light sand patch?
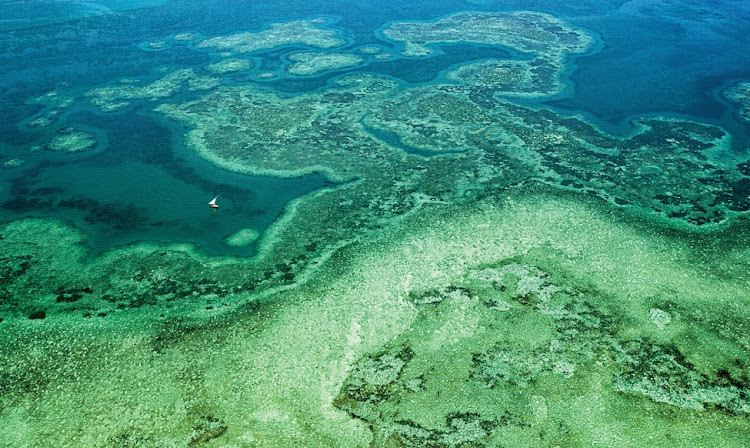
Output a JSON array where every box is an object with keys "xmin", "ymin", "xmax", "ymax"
[{"xmin": 225, "ymin": 228, "xmax": 260, "ymax": 247}]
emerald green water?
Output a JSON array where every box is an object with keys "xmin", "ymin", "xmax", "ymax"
[
  {"xmin": 3, "ymin": 111, "xmax": 329, "ymax": 257},
  {"xmin": 1, "ymin": 1, "xmax": 749, "ymax": 446}
]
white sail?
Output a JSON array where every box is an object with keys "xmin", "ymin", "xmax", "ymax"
[{"xmin": 209, "ymin": 196, "xmax": 218, "ymax": 205}]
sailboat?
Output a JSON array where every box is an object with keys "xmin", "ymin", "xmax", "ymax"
[{"xmin": 209, "ymin": 196, "xmax": 219, "ymax": 209}]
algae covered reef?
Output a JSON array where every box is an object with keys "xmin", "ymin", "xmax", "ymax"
[{"xmin": 1, "ymin": 2, "xmax": 750, "ymax": 447}]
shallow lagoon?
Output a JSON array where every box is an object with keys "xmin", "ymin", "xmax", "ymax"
[{"xmin": 1, "ymin": 1, "xmax": 750, "ymax": 446}]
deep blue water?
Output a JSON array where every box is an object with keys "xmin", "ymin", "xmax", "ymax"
[{"xmin": 1, "ymin": 0, "xmax": 749, "ymax": 257}]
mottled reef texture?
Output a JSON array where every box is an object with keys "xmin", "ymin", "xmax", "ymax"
[
  {"xmin": 1, "ymin": 10, "xmax": 750, "ymax": 448},
  {"xmin": 204, "ymin": 58, "xmax": 253, "ymax": 75},
  {"xmin": 382, "ymin": 11, "xmax": 594, "ymax": 57},
  {"xmin": 286, "ymin": 51, "xmax": 364, "ymax": 76},
  {"xmin": 2, "ymin": 191, "xmax": 750, "ymax": 447},
  {"xmin": 45, "ymin": 127, "xmax": 98, "ymax": 153},
  {"xmin": 725, "ymin": 81, "xmax": 750, "ymax": 122},
  {"xmin": 336, "ymin": 258, "xmax": 750, "ymax": 446},
  {"xmin": 161, "ymin": 75, "xmax": 747, "ymax": 228},
  {"xmin": 196, "ymin": 18, "xmax": 346, "ymax": 54},
  {"xmin": 85, "ymin": 68, "xmax": 219, "ymax": 112}
]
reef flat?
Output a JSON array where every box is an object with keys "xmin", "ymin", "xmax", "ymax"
[
  {"xmin": 286, "ymin": 52, "xmax": 364, "ymax": 76},
  {"xmin": 45, "ymin": 128, "xmax": 98, "ymax": 153},
  {"xmin": 382, "ymin": 12, "xmax": 590, "ymax": 99},
  {"xmin": 24, "ymin": 89, "xmax": 76, "ymax": 129},
  {"xmin": 382, "ymin": 11, "xmax": 593, "ymax": 57},
  {"xmin": 1, "ymin": 6, "xmax": 750, "ymax": 448},
  {"xmin": 159, "ymin": 72, "xmax": 747, "ymax": 229},
  {"xmin": 445, "ymin": 57, "xmax": 563, "ymax": 97},
  {"xmin": 204, "ymin": 58, "xmax": 254, "ymax": 75},
  {"xmin": 196, "ymin": 19, "xmax": 346, "ymax": 54},
  {"xmin": 85, "ymin": 68, "xmax": 219, "ymax": 112},
  {"xmin": 1, "ymin": 188, "xmax": 749, "ymax": 446},
  {"xmin": 225, "ymin": 228, "xmax": 261, "ymax": 247}
]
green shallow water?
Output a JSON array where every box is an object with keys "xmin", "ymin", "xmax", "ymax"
[
  {"xmin": 1, "ymin": 1, "xmax": 750, "ymax": 447},
  {"xmin": 2, "ymin": 111, "xmax": 330, "ymax": 258}
]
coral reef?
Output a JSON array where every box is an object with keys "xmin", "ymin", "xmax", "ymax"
[
  {"xmin": 382, "ymin": 11, "xmax": 593, "ymax": 57},
  {"xmin": 358, "ymin": 45, "xmax": 383, "ymax": 54},
  {"xmin": 46, "ymin": 128, "xmax": 97, "ymax": 152},
  {"xmin": 197, "ymin": 19, "xmax": 346, "ymax": 54},
  {"xmin": 24, "ymin": 89, "xmax": 76, "ymax": 129},
  {"xmin": 204, "ymin": 58, "xmax": 253, "ymax": 75},
  {"xmin": 724, "ymin": 81, "xmax": 750, "ymax": 122},
  {"xmin": 2, "ymin": 191, "xmax": 750, "ymax": 446},
  {"xmin": 85, "ymin": 69, "xmax": 218, "ymax": 112},
  {"xmin": 364, "ymin": 84, "xmax": 746, "ymax": 224},
  {"xmin": 446, "ymin": 57, "xmax": 564, "ymax": 96},
  {"xmin": 336, "ymin": 254, "xmax": 750, "ymax": 446},
  {"xmin": 2, "ymin": 158, "xmax": 25, "ymax": 168},
  {"xmin": 286, "ymin": 51, "xmax": 364, "ymax": 76},
  {"xmin": 3, "ymin": 8, "xmax": 750, "ymax": 447}
]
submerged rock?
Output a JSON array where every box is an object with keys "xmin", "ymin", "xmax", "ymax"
[{"xmin": 28, "ymin": 310, "xmax": 46, "ymax": 320}]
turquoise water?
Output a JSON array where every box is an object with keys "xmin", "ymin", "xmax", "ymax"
[
  {"xmin": 1, "ymin": 1, "xmax": 750, "ymax": 446},
  {"xmin": 2, "ymin": 110, "xmax": 329, "ymax": 257},
  {"xmin": 2, "ymin": 0, "xmax": 747, "ymax": 259}
]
